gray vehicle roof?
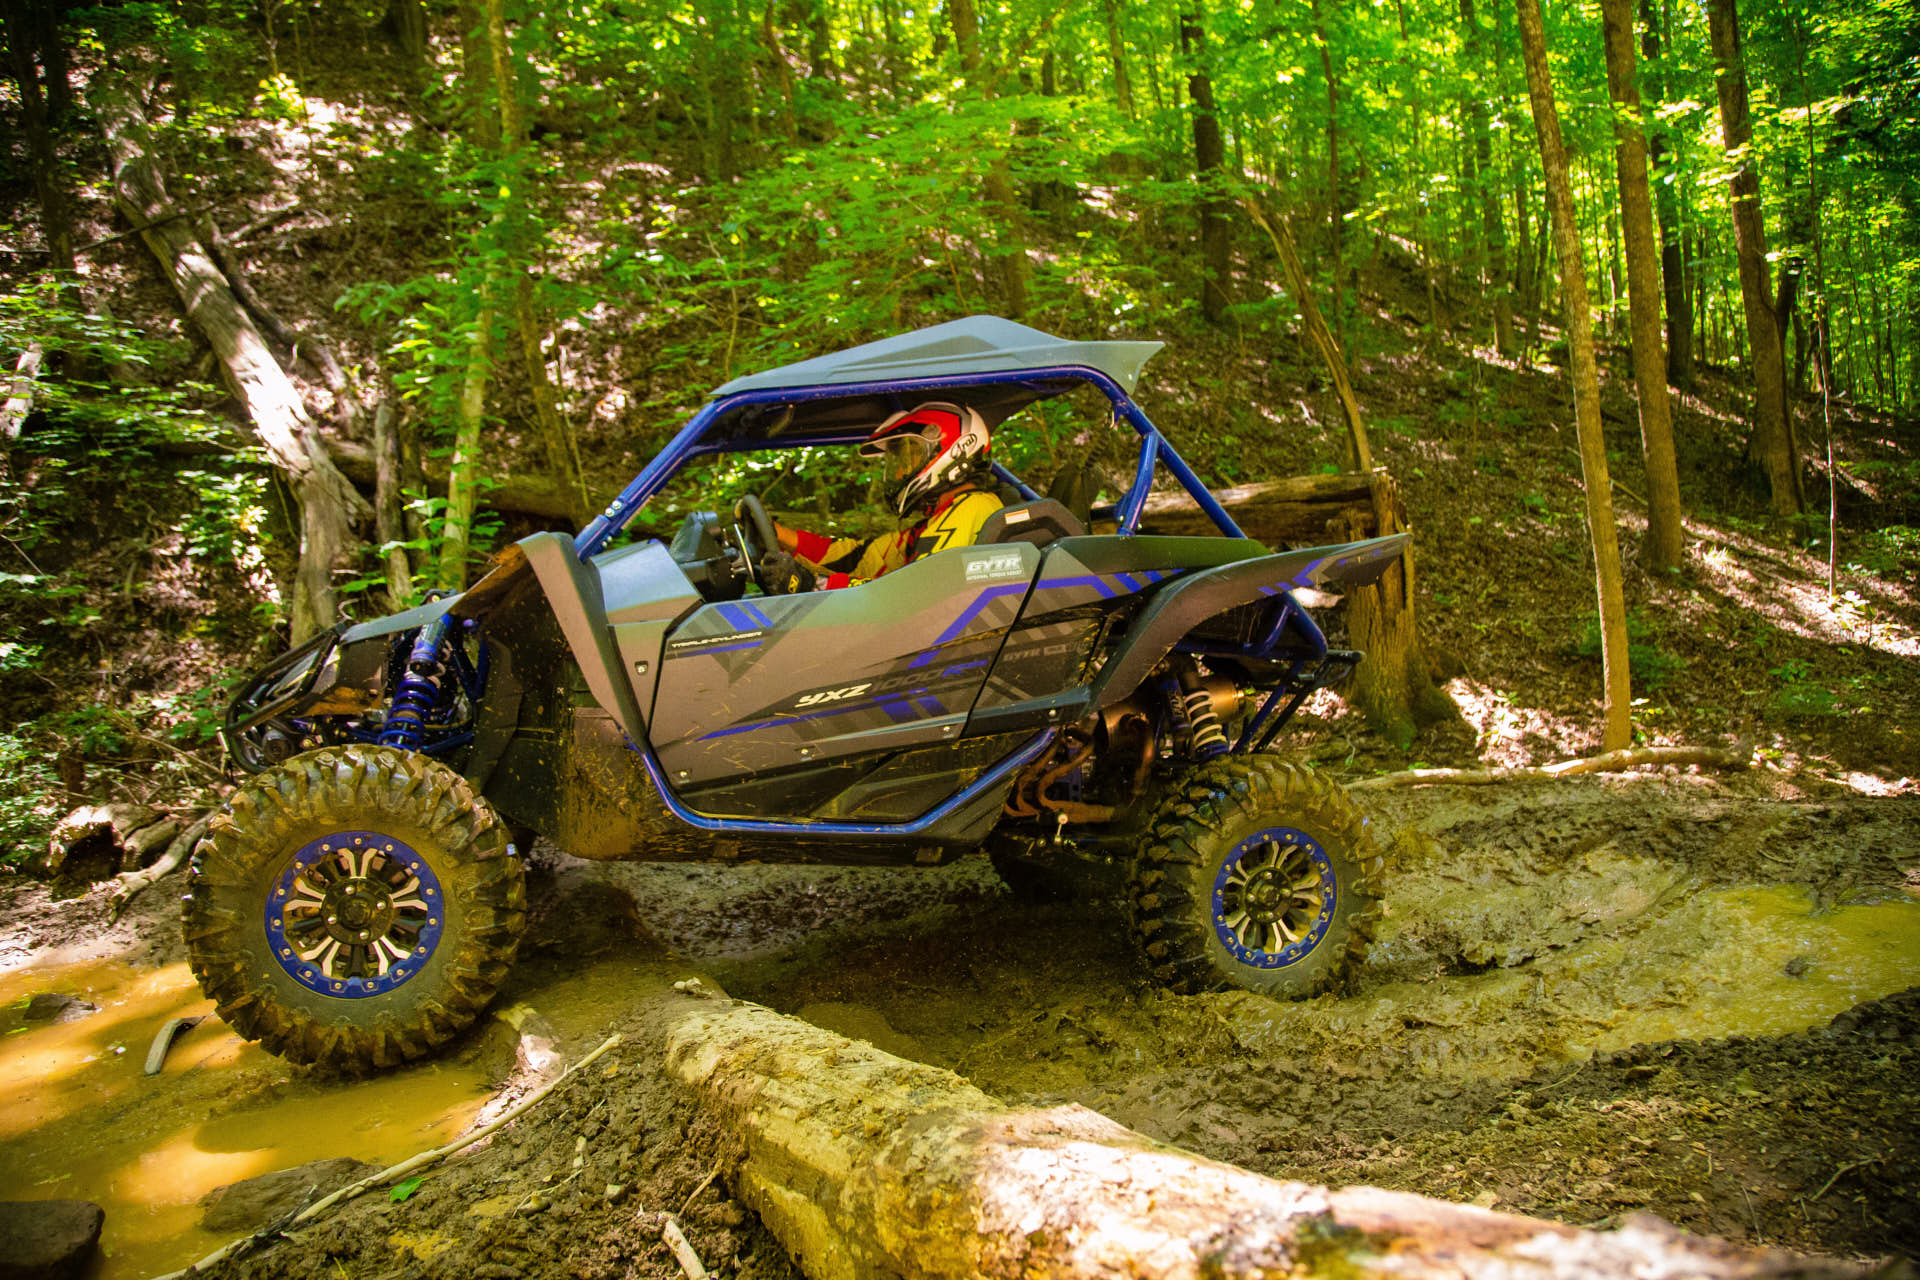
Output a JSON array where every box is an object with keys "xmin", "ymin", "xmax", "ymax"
[{"xmin": 709, "ymin": 315, "xmax": 1166, "ymax": 399}]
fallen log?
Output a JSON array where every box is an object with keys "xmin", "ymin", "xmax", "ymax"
[
  {"xmin": 46, "ymin": 804, "xmax": 174, "ymax": 879},
  {"xmin": 97, "ymin": 75, "xmax": 369, "ymax": 641},
  {"xmin": 1349, "ymin": 745, "xmax": 1749, "ymax": 791},
  {"xmin": 1137, "ymin": 470, "xmax": 1373, "ymax": 543},
  {"xmin": 659, "ymin": 986, "xmax": 1858, "ymax": 1280},
  {"xmin": 331, "ymin": 438, "xmax": 583, "ymax": 522}
]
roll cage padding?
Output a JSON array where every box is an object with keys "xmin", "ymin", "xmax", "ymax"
[
  {"xmin": 518, "ymin": 532, "xmax": 649, "ymax": 741},
  {"xmin": 1085, "ymin": 532, "xmax": 1410, "ymax": 710}
]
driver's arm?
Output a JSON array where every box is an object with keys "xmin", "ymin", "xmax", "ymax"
[{"xmin": 776, "ymin": 522, "xmax": 911, "ymax": 589}]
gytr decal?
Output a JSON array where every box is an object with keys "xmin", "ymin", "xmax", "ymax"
[
  {"xmin": 794, "ymin": 682, "xmax": 873, "ymax": 709},
  {"xmin": 964, "ymin": 549, "xmax": 1027, "ymax": 582}
]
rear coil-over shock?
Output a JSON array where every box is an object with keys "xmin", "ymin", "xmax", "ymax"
[
  {"xmin": 1173, "ymin": 660, "xmax": 1230, "ymax": 760},
  {"xmin": 379, "ymin": 614, "xmax": 453, "ymax": 750}
]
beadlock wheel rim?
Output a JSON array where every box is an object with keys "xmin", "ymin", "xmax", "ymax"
[
  {"xmin": 1209, "ymin": 826, "xmax": 1335, "ymax": 969},
  {"xmin": 265, "ymin": 830, "xmax": 445, "ymax": 999}
]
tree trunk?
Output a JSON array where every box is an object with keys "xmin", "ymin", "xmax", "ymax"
[
  {"xmin": 761, "ymin": 0, "xmax": 798, "ymax": 138},
  {"xmin": 1101, "ymin": 0, "xmax": 1134, "ymax": 118},
  {"xmin": 1516, "ymin": 0, "xmax": 1633, "ymax": 754},
  {"xmin": 1599, "ymin": 0, "xmax": 1685, "ymax": 573},
  {"xmin": 98, "ymin": 78, "xmax": 366, "ymax": 641},
  {"xmin": 1309, "ymin": 0, "xmax": 1341, "ymax": 291},
  {"xmin": 660, "ymin": 986, "xmax": 1860, "ymax": 1280},
  {"xmin": 1638, "ymin": 0, "xmax": 1692, "ymax": 388},
  {"xmin": 1394, "ymin": 0, "xmax": 1440, "ymax": 338},
  {"xmin": 1, "ymin": 0, "xmax": 75, "ymax": 274},
  {"xmin": 1245, "ymin": 199, "xmax": 1454, "ymax": 746},
  {"xmin": 1459, "ymin": 0, "xmax": 1514, "ymax": 354},
  {"xmin": 440, "ymin": 305, "xmax": 496, "ymax": 592},
  {"xmin": 486, "ymin": 0, "xmax": 590, "ymax": 524},
  {"xmin": 950, "ymin": 0, "xmax": 1031, "ymax": 318},
  {"xmin": 1181, "ymin": 9, "xmax": 1231, "ymax": 325},
  {"xmin": 371, "ymin": 403, "xmax": 416, "ymax": 610},
  {"xmin": 1706, "ymin": 0, "xmax": 1800, "ymax": 516},
  {"xmin": 382, "ymin": 0, "xmax": 428, "ymax": 62}
]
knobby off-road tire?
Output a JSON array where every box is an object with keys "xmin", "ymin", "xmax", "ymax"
[
  {"xmin": 184, "ymin": 744, "xmax": 525, "ymax": 1072},
  {"xmin": 1130, "ymin": 754, "xmax": 1382, "ymax": 998}
]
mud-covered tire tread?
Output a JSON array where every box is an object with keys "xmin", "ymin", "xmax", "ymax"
[
  {"xmin": 1127, "ymin": 754, "xmax": 1382, "ymax": 998},
  {"xmin": 184, "ymin": 744, "xmax": 525, "ymax": 1073}
]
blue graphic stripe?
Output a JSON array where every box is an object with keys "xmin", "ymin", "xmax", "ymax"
[
  {"xmin": 908, "ymin": 583, "xmax": 1029, "ymax": 669},
  {"xmin": 696, "ymin": 686, "xmax": 940, "ymax": 740}
]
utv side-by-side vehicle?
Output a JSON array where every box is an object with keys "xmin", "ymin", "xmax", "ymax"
[{"xmin": 187, "ymin": 316, "xmax": 1406, "ymax": 1071}]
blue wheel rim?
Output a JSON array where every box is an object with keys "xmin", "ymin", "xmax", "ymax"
[
  {"xmin": 265, "ymin": 830, "xmax": 445, "ymax": 999},
  {"xmin": 1210, "ymin": 826, "xmax": 1335, "ymax": 969}
]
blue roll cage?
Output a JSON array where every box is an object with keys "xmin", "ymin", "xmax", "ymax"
[{"xmin": 574, "ymin": 365, "xmax": 1246, "ymax": 558}]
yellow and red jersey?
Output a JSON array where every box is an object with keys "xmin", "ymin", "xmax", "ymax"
[{"xmin": 777, "ymin": 487, "xmax": 1002, "ymax": 589}]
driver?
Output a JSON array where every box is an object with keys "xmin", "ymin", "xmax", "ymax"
[{"xmin": 758, "ymin": 401, "xmax": 1003, "ymax": 592}]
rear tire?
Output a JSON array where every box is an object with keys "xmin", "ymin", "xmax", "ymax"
[
  {"xmin": 184, "ymin": 744, "xmax": 525, "ymax": 1072},
  {"xmin": 1129, "ymin": 755, "xmax": 1381, "ymax": 998}
]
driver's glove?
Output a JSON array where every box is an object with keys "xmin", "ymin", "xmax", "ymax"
[{"xmin": 757, "ymin": 550, "xmax": 816, "ymax": 595}]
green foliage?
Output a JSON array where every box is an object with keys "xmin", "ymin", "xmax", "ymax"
[
  {"xmin": 1765, "ymin": 657, "xmax": 1843, "ymax": 718},
  {"xmin": 0, "ymin": 726, "xmax": 61, "ymax": 867},
  {"xmin": 1573, "ymin": 611, "xmax": 1685, "ymax": 692}
]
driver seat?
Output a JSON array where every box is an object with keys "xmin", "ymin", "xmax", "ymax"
[{"xmin": 976, "ymin": 498, "xmax": 1084, "ymax": 549}]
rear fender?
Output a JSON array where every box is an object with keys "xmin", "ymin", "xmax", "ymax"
[{"xmin": 1086, "ymin": 532, "xmax": 1408, "ymax": 709}]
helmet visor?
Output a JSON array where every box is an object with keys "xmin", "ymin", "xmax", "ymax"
[{"xmin": 862, "ymin": 431, "xmax": 935, "ymax": 483}]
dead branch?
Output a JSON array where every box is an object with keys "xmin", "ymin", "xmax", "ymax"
[
  {"xmin": 2, "ymin": 342, "xmax": 44, "ymax": 443},
  {"xmin": 109, "ymin": 812, "xmax": 211, "ymax": 920},
  {"xmin": 1350, "ymin": 746, "xmax": 1749, "ymax": 791},
  {"xmin": 660, "ymin": 1217, "xmax": 709, "ymax": 1280},
  {"xmin": 227, "ymin": 202, "xmax": 301, "ymax": 244}
]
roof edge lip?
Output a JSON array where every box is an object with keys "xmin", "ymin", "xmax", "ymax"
[{"xmin": 708, "ymin": 315, "xmax": 1167, "ymax": 400}]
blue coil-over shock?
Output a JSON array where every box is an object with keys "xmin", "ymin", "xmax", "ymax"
[{"xmin": 379, "ymin": 613, "xmax": 454, "ymax": 750}]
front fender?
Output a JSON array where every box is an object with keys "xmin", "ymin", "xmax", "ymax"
[{"xmin": 1086, "ymin": 532, "xmax": 1408, "ymax": 709}]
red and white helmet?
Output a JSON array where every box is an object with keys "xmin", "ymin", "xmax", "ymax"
[{"xmin": 859, "ymin": 401, "xmax": 990, "ymax": 516}]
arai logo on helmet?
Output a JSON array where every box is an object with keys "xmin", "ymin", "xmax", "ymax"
[{"xmin": 964, "ymin": 549, "xmax": 1026, "ymax": 581}]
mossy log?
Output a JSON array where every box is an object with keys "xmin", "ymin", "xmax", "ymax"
[{"xmin": 660, "ymin": 988, "xmax": 1858, "ymax": 1280}]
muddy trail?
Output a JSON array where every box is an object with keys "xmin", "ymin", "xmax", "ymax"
[{"xmin": 2, "ymin": 767, "xmax": 1917, "ymax": 1279}]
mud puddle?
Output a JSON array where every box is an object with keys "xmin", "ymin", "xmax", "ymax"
[{"xmin": 0, "ymin": 956, "xmax": 492, "ymax": 1279}]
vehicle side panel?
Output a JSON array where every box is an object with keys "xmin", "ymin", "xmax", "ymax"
[{"xmin": 648, "ymin": 542, "xmax": 1041, "ymax": 793}]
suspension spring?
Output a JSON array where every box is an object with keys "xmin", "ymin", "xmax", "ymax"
[
  {"xmin": 379, "ymin": 614, "xmax": 453, "ymax": 750},
  {"xmin": 1175, "ymin": 661, "xmax": 1230, "ymax": 760}
]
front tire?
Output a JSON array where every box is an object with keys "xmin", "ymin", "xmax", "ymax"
[
  {"xmin": 1129, "ymin": 755, "xmax": 1381, "ymax": 998},
  {"xmin": 184, "ymin": 745, "xmax": 526, "ymax": 1072}
]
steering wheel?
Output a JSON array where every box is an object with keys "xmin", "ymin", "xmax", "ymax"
[{"xmin": 730, "ymin": 493, "xmax": 783, "ymax": 594}]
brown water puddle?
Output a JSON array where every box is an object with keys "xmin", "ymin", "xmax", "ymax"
[{"xmin": 0, "ymin": 957, "xmax": 490, "ymax": 1280}]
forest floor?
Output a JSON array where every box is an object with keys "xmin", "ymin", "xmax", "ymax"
[{"xmin": 3, "ymin": 766, "xmax": 1918, "ymax": 1280}]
